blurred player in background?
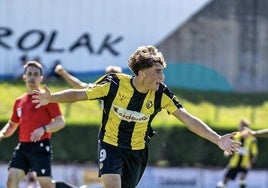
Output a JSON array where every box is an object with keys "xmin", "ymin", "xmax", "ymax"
[
  {"xmin": 217, "ymin": 119, "xmax": 258, "ymax": 188},
  {"xmin": 32, "ymin": 45, "xmax": 241, "ymax": 188},
  {"xmin": 54, "ymin": 64, "xmax": 122, "ymax": 89},
  {"xmin": 0, "ymin": 61, "xmax": 80, "ymax": 188}
]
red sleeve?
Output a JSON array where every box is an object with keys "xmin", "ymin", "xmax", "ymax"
[{"xmin": 46, "ymin": 103, "xmax": 62, "ymax": 118}]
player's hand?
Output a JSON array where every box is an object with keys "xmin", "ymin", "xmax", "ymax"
[
  {"xmin": 54, "ymin": 64, "xmax": 65, "ymax": 75},
  {"xmin": 218, "ymin": 132, "xmax": 241, "ymax": 155},
  {"xmin": 32, "ymin": 85, "xmax": 51, "ymax": 108},
  {"xmin": 30, "ymin": 127, "xmax": 45, "ymax": 142}
]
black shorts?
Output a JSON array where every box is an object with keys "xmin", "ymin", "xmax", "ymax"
[
  {"xmin": 225, "ymin": 167, "xmax": 248, "ymax": 180},
  {"xmin": 8, "ymin": 139, "xmax": 52, "ymax": 177},
  {"xmin": 98, "ymin": 141, "xmax": 148, "ymax": 188}
]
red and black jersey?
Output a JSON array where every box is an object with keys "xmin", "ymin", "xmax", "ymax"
[{"xmin": 11, "ymin": 93, "xmax": 62, "ymax": 142}]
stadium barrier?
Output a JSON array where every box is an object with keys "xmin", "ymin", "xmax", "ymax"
[{"xmin": 0, "ymin": 164, "xmax": 267, "ymax": 188}]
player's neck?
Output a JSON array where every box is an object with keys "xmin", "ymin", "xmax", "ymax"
[
  {"xmin": 132, "ymin": 76, "xmax": 148, "ymax": 93},
  {"xmin": 26, "ymin": 86, "xmax": 39, "ymax": 95}
]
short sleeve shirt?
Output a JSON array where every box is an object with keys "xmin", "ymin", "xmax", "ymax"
[{"xmin": 11, "ymin": 93, "xmax": 62, "ymax": 142}]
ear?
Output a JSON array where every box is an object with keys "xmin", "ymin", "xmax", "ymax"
[
  {"xmin": 22, "ymin": 74, "xmax": 26, "ymax": 81},
  {"xmin": 138, "ymin": 70, "xmax": 145, "ymax": 77},
  {"xmin": 142, "ymin": 72, "xmax": 146, "ymax": 78},
  {"xmin": 40, "ymin": 75, "xmax": 44, "ymax": 82}
]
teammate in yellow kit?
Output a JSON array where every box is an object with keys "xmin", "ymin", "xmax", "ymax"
[{"xmin": 217, "ymin": 119, "xmax": 258, "ymax": 188}]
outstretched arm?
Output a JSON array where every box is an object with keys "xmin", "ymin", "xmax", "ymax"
[
  {"xmin": 32, "ymin": 85, "xmax": 88, "ymax": 108},
  {"xmin": 55, "ymin": 64, "xmax": 91, "ymax": 89},
  {"xmin": 251, "ymin": 129, "xmax": 268, "ymax": 137},
  {"xmin": 240, "ymin": 128, "xmax": 268, "ymax": 137},
  {"xmin": 172, "ymin": 108, "xmax": 241, "ymax": 154}
]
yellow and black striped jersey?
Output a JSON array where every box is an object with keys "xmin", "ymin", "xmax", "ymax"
[
  {"xmin": 85, "ymin": 73, "xmax": 183, "ymax": 150},
  {"xmin": 228, "ymin": 132, "xmax": 258, "ymax": 168}
]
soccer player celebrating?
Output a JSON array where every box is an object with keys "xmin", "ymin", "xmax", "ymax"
[{"xmin": 32, "ymin": 45, "xmax": 241, "ymax": 188}]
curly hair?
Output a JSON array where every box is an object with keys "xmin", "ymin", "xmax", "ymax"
[{"xmin": 128, "ymin": 45, "xmax": 166, "ymax": 75}]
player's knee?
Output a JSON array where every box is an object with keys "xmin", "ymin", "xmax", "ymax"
[
  {"xmin": 7, "ymin": 169, "xmax": 23, "ymax": 186},
  {"xmin": 101, "ymin": 174, "xmax": 121, "ymax": 188},
  {"xmin": 6, "ymin": 175, "xmax": 19, "ymax": 187},
  {"xmin": 38, "ymin": 177, "xmax": 54, "ymax": 188}
]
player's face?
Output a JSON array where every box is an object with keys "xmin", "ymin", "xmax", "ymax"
[
  {"xmin": 23, "ymin": 66, "xmax": 43, "ymax": 89},
  {"xmin": 142, "ymin": 63, "xmax": 165, "ymax": 91}
]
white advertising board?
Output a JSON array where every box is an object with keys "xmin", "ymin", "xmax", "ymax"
[{"xmin": 0, "ymin": 0, "xmax": 210, "ymax": 79}]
